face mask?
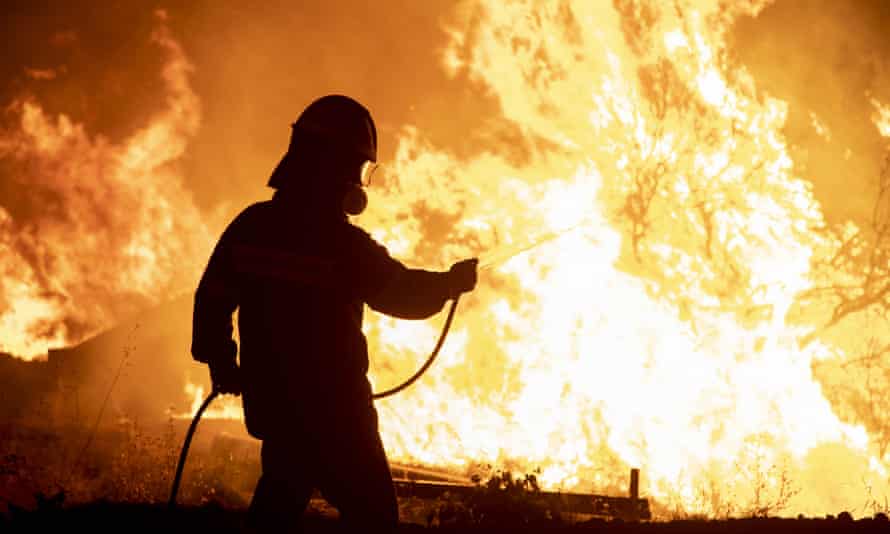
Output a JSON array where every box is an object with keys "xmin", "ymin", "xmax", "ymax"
[{"xmin": 342, "ymin": 183, "xmax": 368, "ymax": 215}]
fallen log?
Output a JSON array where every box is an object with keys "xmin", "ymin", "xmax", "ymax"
[{"xmin": 392, "ymin": 467, "xmax": 651, "ymax": 521}]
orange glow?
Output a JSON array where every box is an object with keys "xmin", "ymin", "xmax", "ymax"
[
  {"xmin": 353, "ymin": 1, "xmax": 889, "ymax": 517},
  {"xmin": 871, "ymin": 98, "xmax": 890, "ymax": 138},
  {"xmin": 0, "ymin": 15, "xmax": 214, "ymax": 360},
  {"xmin": 184, "ymin": 384, "xmax": 244, "ymax": 421},
  {"xmin": 7, "ymin": 2, "xmax": 890, "ymax": 518}
]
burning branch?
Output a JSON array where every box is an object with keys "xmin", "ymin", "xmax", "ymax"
[
  {"xmin": 610, "ymin": 48, "xmax": 775, "ymax": 326},
  {"xmin": 801, "ymin": 151, "xmax": 890, "ymax": 340},
  {"xmin": 817, "ymin": 336, "xmax": 890, "ymax": 458}
]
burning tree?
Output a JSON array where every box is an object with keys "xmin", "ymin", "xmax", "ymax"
[
  {"xmin": 799, "ymin": 148, "xmax": 890, "ymax": 460},
  {"xmin": 357, "ymin": 0, "xmax": 890, "ymax": 517},
  {"xmin": 4, "ymin": 0, "xmax": 890, "ymax": 520},
  {"xmin": 586, "ymin": 0, "xmax": 890, "ymax": 499}
]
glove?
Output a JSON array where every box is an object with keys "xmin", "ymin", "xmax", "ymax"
[
  {"xmin": 448, "ymin": 258, "xmax": 478, "ymax": 298},
  {"xmin": 209, "ymin": 362, "xmax": 242, "ymax": 395}
]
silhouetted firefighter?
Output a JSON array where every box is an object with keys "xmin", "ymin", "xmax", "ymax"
[{"xmin": 191, "ymin": 94, "xmax": 478, "ymax": 532}]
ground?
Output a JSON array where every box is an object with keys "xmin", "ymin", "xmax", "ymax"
[
  {"xmin": 2, "ymin": 503, "xmax": 890, "ymax": 533},
  {"xmin": 3, "ymin": 418, "xmax": 890, "ymax": 532}
]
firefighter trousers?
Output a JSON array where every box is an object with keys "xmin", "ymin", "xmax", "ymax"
[{"xmin": 244, "ymin": 405, "xmax": 398, "ymax": 532}]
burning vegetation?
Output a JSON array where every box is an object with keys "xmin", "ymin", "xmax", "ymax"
[
  {"xmin": 4, "ymin": 0, "xmax": 890, "ymax": 527},
  {"xmin": 0, "ymin": 12, "xmax": 213, "ymax": 360}
]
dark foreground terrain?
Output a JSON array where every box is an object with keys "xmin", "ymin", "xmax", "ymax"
[{"xmin": 2, "ymin": 503, "xmax": 889, "ymax": 534}]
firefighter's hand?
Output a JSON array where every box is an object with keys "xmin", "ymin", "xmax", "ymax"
[
  {"xmin": 448, "ymin": 258, "xmax": 478, "ymax": 298},
  {"xmin": 209, "ymin": 362, "xmax": 242, "ymax": 396}
]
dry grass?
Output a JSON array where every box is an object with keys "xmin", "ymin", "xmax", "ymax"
[{"xmin": 0, "ymin": 417, "xmax": 255, "ymax": 513}]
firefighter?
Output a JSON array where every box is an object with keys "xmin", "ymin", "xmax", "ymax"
[{"xmin": 191, "ymin": 94, "xmax": 478, "ymax": 532}]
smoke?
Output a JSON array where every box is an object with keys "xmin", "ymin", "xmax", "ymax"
[{"xmin": 731, "ymin": 0, "xmax": 890, "ymax": 223}]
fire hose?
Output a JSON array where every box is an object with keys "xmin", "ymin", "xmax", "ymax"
[{"xmin": 168, "ymin": 296, "xmax": 460, "ymax": 508}]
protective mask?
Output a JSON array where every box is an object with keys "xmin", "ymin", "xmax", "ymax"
[{"xmin": 342, "ymin": 183, "xmax": 368, "ymax": 215}]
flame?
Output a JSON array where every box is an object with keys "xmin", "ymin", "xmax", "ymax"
[
  {"xmin": 6, "ymin": 2, "xmax": 890, "ymax": 518},
  {"xmin": 183, "ymin": 383, "xmax": 244, "ymax": 421},
  {"xmin": 871, "ymin": 97, "xmax": 890, "ymax": 139},
  {"xmin": 352, "ymin": 0, "xmax": 889, "ymax": 517},
  {"xmin": 809, "ymin": 111, "xmax": 831, "ymax": 142},
  {"xmin": 0, "ymin": 13, "xmax": 212, "ymax": 360}
]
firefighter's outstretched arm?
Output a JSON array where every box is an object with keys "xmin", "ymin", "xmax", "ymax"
[
  {"xmin": 341, "ymin": 226, "xmax": 478, "ymax": 318},
  {"xmin": 367, "ymin": 259, "xmax": 478, "ymax": 319}
]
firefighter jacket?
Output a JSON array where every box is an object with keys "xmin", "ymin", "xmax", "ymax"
[{"xmin": 191, "ymin": 193, "xmax": 454, "ymax": 438}]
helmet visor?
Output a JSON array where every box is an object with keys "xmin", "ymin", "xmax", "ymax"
[{"xmin": 360, "ymin": 161, "xmax": 379, "ymax": 187}]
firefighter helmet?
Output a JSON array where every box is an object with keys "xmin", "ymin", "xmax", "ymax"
[{"xmin": 268, "ymin": 94, "xmax": 377, "ymax": 189}]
